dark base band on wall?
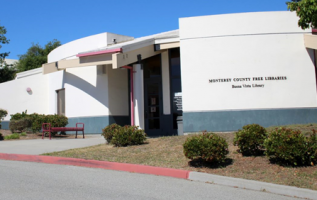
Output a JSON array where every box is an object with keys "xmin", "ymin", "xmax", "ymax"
[
  {"xmin": 1, "ymin": 121, "xmax": 9, "ymax": 130},
  {"xmin": 183, "ymin": 108, "xmax": 317, "ymax": 132},
  {"xmin": 67, "ymin": 116, "xmax": 130, "ymax": 134}
]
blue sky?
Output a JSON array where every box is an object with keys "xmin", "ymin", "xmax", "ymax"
[{"xmin": 1, "ymin": 0, "xmax": 291, "ymax": 60}]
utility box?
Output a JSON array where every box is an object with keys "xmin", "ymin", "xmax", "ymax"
[{"xmin": 177, "ymin": 116, "xmax": 183, "ymax": 136}]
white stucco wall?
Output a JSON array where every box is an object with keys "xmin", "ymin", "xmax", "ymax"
[
  {"xmin": 0, "ymin": 71, "xmax": 49, "ymax": 120},
  {"xmin": 179, "ymin": 11, "xmax": 317, "ymax": 112}
]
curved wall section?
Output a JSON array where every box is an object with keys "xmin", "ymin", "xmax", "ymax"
[
  {"xmin": 48, "ymin": 33, "xmax": 110, "ymax": 62},
  {"xmin": 48, "ymin": 32, "xmax": 134, "ymax": 63}
]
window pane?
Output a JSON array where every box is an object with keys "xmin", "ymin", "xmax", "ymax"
[
  {"xmin": 57, "ymin": 89, "xmax": 65, "ymax": 116},
  {"xmin": 143, "ymin": 54, "xmax": 161, "ymax": 78}
]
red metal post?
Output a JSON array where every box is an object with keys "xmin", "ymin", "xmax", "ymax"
[{"xmin": 122, "ymin": 66, "xmax": 134, "ymax": 126}]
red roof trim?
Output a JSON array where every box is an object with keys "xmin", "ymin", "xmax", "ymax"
[{"xmin": 76, "ymin": 48, "xmax": 122, "ymax": 57}]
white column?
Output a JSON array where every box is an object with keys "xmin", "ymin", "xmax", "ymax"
[
  {"xmin": 133, "ymin": 64, "xmax": 144, "ymax": 129},
  {"xmin": 161, "ymin": 51, "xmax": 171, "ymax": 115}
]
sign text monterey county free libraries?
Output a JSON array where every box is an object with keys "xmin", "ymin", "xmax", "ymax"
[{"xmin": 209, "ymin": 76, "xmax": 287, "ymax": 88}]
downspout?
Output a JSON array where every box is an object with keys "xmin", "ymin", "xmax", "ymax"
[{"xmin": 121, "ymin": 66, "xmax": 134, "ymax": 126}]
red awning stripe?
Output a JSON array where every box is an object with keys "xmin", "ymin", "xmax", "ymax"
[{"xmin": 76, "ymin": 48, "xmax": 122, "ymax": 57}]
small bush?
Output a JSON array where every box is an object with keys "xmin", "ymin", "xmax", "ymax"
[
  {"xmin": 110, "ymin": 125, "xmax": 147, "ymax": 147},
  {"xmin": 0, "ymin": 133, "xmax": 3, "ymax": 141},
  {"xmin": 30, "ymin": 114, "xmax": 68, "ymax": 132},
  {"xmin": 4, "ymin": 133, "xmax": 20, "ymax": 140},
  {"xmin": 0, "ymin": 108, "xmax": 8, "ymax": 129},
  {"xmin": 102, "ymin": 123, "xmax": 122, "ymax": 143},
  {"xmin": 10, "ymin": 110, "xmax": 27, "ymax": 121},
  {"xmin": 20, "ymin": 132, "xmax": 27, "ymax": 136},
  {"xmin": 183, "ymin": 132, "xmax": 229, "ymax": 163},
  {"xmin": 9, "ymin": 118, "xmax": 32, "ymax": 133},
  {"xmin": 264, "ymin": 127, "xmax": 317, "ymax": 166},
  {"xmin": 233, "ymin": 124, "xmax": 267, "ymax": 156},
  {"xmin": 307, "ymin": 130, "xmax": 317, "ymax": 164}
]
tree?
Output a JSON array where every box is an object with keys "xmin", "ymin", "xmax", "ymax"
[
  {"xmin": 0, "ymin": 23, "xmax": 9, "ymax": 66},
  {"xmin": 0, "ymin": 66, "xmax": 16, "ymax": 83},
  {"xmin": 0, "ymin": 23, "xmax": 16, "ymax": 83},
  {"xmin": 15, "ymin": 39, "xmax": 61, "ymax": 72},
  {"xmin": 287, "ymin": 0, "xmax": 317, "ymax": 29}
]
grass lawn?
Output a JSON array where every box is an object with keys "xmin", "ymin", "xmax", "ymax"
[{"xmin": 43, "ymin": 123, "xmax": 317, "ymax": 190}]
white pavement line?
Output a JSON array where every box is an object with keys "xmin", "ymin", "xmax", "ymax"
[{"xmin": 188, "ymin": 172, "xmax": 317, "ymax": 200}]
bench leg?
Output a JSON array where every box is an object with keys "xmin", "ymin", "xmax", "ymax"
[
  {"xmin": 42, "ymin": 130, "xmax": 44, "ymax": 139},
  {"xmin": 83, "ymin": 130, "xmax": 85, "ymax": 139},
  {"xmin": 76, "ymin": 131, "xmax": 77, "ymax": 139}
]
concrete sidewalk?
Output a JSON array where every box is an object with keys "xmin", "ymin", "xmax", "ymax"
[{"xmin": 0, "ymin": 135, "xmax": 105, "ymax": 155}]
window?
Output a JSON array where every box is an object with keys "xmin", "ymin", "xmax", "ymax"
[{"xmin": 56, "ymin": 89, "xmax": 65, "ymax": 115}]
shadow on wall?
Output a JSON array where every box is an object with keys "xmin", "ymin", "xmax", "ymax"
[
  {"xmin": 64, "ymin": 71, "xmax": 109, "ymax": 108},
  {"xmin": 63, "ymin": 69, "xmax": 129, "ymax": 133},
  {"xmin": 307, "ymin": 48, "xmax": 315, "ymax": 67}
]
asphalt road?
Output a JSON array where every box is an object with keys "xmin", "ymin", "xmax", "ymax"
[{"xmin": 0, "ymin": 160, "xmax": 297, "ymax": 200}]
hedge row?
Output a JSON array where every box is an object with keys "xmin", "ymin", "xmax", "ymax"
[
  {"xmin": 182, "ymin": 124, "xmax": 317, "ymax": 166},
  {"xmin": 9, "ymin": 111, "xmax": 68, "ymax": 133}
]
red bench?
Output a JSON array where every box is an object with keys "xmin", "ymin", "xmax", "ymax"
[{"xmin": 42, "ymin": 123, "xmax": 85, "ymax": 140}]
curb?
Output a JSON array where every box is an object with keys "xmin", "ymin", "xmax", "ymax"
[
  {"xmin": 0, "ymin": 153, "xmax": 189, "ymax": 179},
  {"xmin": 0, "ymin": 153, "xmax": 317, "ymax": 200},
  {"xmin": 189, "ymin": 172, "xmax": 317, "ymax": 200}
]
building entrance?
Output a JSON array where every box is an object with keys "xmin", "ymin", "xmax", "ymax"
[
  {"xmin": 142, "ymin": 48, "xmax": 182, "ymax": 137},
  {"xmin": 143, "ymin": 54, "xmax": 164, "ymax": 136},
  {"xmin": 144, "ymin": 79, "xmax": 163, "ymax": 136}
]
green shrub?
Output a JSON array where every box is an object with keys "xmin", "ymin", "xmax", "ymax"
[
  {"xmin": 4, "ymin": 133, "xmax": 20, "ymax": 140},
  {"xmin": 183, "ymin": 132, "xmax": 229, "ymax": 163},
  {"xmin": 0, "ymin": 132, "xmax": 3, "ymax": 140},
  {"xmin": 264, "ymin": 127, "xmax": 317, "ymax": 166},
  {"xmin": 10, "ymin": 110, "xmax": 27, "ymax": 120},
  {"xmin": 102, "ymin": 123, "xmax": 122, "ymax": 143},
  {"xmin": 0, "ymin": 108, "xmax": 8, "ymax": 129},
  {"xmin": 20, "ymin": 132, "xmax": 27, "ymax": 136},
  {"xmin": 233, "ymin": 124, "xmax": 267, "ymax": 156},
  {"xmin": 9, "ymin": 118, "xmax": 32, "ymax": 132},
  {"xmin": 110, "ymin": 125, "xmax": 147, "ymax": 147},
  {"xmin": 10, "ymin": 112, "xmax": 68, "ymax": 133},
  {"xmin": 307, "ymin": 130, "xmax": 317, "ymax": 165}
]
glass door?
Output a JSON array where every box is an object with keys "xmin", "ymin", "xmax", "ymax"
[
  {"xmin": 143, "ymin": 54, "xmax": 163, "ymax": 136},
  {"xmin": 144, "ymin": 79, "xmax": 162, "ymax": 136}
]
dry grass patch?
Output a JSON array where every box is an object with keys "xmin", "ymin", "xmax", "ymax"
[{"xmin": 44, "ymin": 129, "xmax": 317, "ymax": 190}]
